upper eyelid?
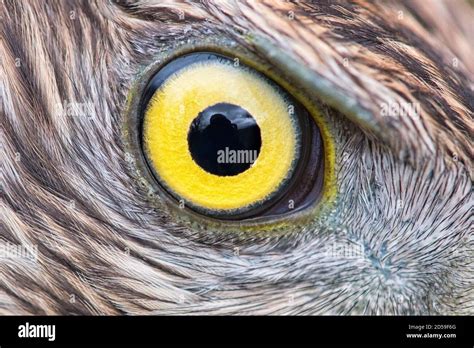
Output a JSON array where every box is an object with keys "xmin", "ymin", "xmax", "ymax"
[
  {"xmin": 115, "ymin": 1, "xmax": 472, "ymax": 171},
  {"xmin": 112, "ymin": 0, "xmax": 416, "ymax": 132},
  {"xmin": 115, "ymin": 6, "xmax": 389, "ymax": 148},
  {"xmin": 246, "ymin": 34, "xmax": 472, "ymax": 171},
  {"xmin": 248, "ymin": 35, "xmax": 383, "ymax": 136}
]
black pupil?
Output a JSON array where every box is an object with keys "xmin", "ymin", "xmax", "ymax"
[{"xmin": 188, "ymin": 103, "xmax": 262, "ymax": 176}]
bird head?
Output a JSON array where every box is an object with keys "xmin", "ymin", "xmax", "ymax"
[{"xmin": 0, "ymin": 0, "xmax": 472, "ymax": 314}]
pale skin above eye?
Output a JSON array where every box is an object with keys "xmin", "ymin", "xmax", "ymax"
[{"xmin": 0, "ymin": 0, "xmax": 472, "ymax": 320}]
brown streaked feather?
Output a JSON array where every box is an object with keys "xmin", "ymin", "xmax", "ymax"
[{"xmin": 0, "ymin": 0, "xmax": 472, "ymax": 315}]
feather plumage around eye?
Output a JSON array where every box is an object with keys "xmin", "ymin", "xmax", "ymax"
[{"xmin": 0, "ymin": 0, "xmax": 472, "ymax": 316}]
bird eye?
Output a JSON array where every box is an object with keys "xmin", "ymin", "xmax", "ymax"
[{"xmin": 132, "ymin": 52, "xmax": 331, "ymax": 222}]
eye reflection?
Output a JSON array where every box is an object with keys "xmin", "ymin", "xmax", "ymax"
[{"xmin": 188, "ymin": 103, "xmax": 262, "ymax": 177}]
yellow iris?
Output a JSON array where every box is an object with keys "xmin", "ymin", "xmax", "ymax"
[{"xmin": 143, "ymin": 60, "xmax": 298, "ymax": 212}]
